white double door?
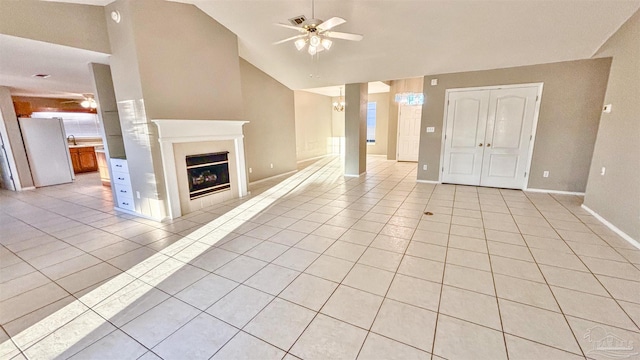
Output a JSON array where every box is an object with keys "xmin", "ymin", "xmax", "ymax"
[{"xmin": 442, "ymin": 86, "xmax": 539, "ymax": 189}]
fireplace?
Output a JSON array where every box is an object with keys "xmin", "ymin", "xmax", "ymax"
[
  {"xmin": 153, "ymin": 119, "xmax": 249, "ymax": 219},
  {"xmin": 186, "ymin": 152, "xmax": 230, "ymax": 199}
]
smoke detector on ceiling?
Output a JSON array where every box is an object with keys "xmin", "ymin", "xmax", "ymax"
[
  {"xmin": 288, "ymin": 15, "xmax": 306, "ymax": 26},
  {"xmin": 111, "ymin": 10, "xmax": 121, "ymax": 23}
]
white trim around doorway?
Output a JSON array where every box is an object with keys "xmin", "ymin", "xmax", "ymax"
[{"xmin": 438, "ymin": 82, "xmax": 544, "ymax": 190}]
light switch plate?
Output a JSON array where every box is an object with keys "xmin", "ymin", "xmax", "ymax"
[
  {"xmin": 603, "ymin": 104, "xmax": 612, "ymax": 113},
  {"xmin": 426, "ymin": 127, "xmax": 435, "ymax": 133}
]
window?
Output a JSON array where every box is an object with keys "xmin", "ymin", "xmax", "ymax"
[{"xmin": 367, "ymin": 102, "xmax": 376, "ymax": 144}]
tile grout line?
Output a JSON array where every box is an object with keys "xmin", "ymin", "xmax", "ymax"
[{"xmin": 483, "ymin": 187, "xmax": 511, "ymax": 360}]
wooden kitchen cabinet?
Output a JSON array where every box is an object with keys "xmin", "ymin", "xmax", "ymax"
[{"xmin": 69, "ymin": 146, "xmax": 98, "ymax": 173}]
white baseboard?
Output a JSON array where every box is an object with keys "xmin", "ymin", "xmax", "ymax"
[
  {"xmin": 416, "ymin": 180, "xmax": 440, "ymax": 184},
  {"xmin": 581, "ymin": 204, "xmax": 640, "ymax": 250},
  {"xmin": 249, "ymin": 170, "xmax": 298, "ymax": 186},
  {"xmin": 525, "ymin": 188, "xmax": 585, "ymax": 196},
  {"xmin": 20, "ymin": 186, "xmax": 36, "ymax": 191},
  {"xmin": 344, "ymin": 172, "xmax": 366, "ymax": 178},
  {"xmin": 114, "ymin": 207, "xmax": 165, "ymax": 222}
]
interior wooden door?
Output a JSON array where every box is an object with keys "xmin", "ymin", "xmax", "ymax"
[
  {"xmin": 397, "ymin": 104, "xmax": 422, "ymax": 162},
  {"xmin": 441, "ymin": 90, "xmax": 490, "ymax": 186},
  {"xmin": 480, "ymin": 87, "xmax": 538, "ymax": 188}
]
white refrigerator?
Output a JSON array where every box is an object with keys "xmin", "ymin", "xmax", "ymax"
[{"xmin": 19, "ymin": 117, "xmax": 74, "ymax": 187}]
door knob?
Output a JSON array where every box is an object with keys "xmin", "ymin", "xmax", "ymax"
[
  {"xmin": 487, "ymin": 143, "xmax": 491, "ymax": 147},
  {"xmin": 479, "ymin": 143, "xmax": 483, "ymax": 147}
]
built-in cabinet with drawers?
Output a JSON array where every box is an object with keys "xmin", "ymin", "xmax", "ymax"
[{"xmin": 110, "ymin": 158, "xmax": 134, "ymax": 211}]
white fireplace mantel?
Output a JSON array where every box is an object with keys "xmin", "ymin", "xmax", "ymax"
[{"xmin": 152, "ymin": 119, "xmax": 249, "ymax": 219}]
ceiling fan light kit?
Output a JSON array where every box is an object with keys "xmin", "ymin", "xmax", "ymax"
[{"xmin": 273, "ymin": 0, "xmax": 362, "ymax": 56}]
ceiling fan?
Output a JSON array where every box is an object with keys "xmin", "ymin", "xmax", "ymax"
[
  {"xmin": 61, "ymin": 94, "xmax": 97, "ymax": 109},
  {"xmin": 273, "ymin": 0, "xmax": 363, "ymax": 55}
]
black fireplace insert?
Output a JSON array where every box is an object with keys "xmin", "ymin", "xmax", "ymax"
[{"xmin": 186, "ymin": 151, "xmax": 230, "ymax": 199}]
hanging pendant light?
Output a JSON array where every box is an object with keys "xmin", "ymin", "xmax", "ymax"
[{"xmin": 333, "ymin": 87, "xmax": 345, "ymax": 112}]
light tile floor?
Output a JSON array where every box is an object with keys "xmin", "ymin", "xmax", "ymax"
[{"xmin": 1, "ymin": 156, "xmax": 639, "ymax": 360}]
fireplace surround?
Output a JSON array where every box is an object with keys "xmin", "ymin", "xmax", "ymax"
[{"xmin": 153, "ymin": 120, "xmax": 249, "ymax": 219}]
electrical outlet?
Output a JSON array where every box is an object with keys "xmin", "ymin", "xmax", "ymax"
[
  {"xmin": 423, "ymin": 165, "xmax": 428, "ymax": 171},
  {"xmin": 249, "ymin": 167, "xmax": 252, "ymax": 173},
  {"xmin": 426, "ymin": 127, "xmax": 435, "ymax": 133},
  {"xmin": 431, "ymin": 79, "xmax": 438, "ymax": 86},
  {"xmin": 543, "ymin": 171, "xmax": 549, "ymax": 178},
  {"xmin": 270, "ymin": 163, "xmax": 274, "ymax": 169},
  {"xmin": 601, "ymin": 167, "xmax": 606, "ymax": 175}
]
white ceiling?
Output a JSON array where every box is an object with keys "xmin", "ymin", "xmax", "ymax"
[
  {"xmin": 186, "ymin": 0, "xmax": 640, "ymax": 89},
  {"xmin": 0, "ymin": 34, "xmax": 110, "ymax": 98},
  {"xmin": 304, "ymin": 81, "xmax": 390, "ymax": 97},
  {"xmin": 4, "ymin": 0, "xmax": 640, "ymax": 97}
]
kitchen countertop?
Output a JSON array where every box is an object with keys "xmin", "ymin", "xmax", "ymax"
[{"xmin": 68, "ymin": 143, "xmax": 104, "ymax": 150}]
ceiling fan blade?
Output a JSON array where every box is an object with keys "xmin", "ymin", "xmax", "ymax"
[
  {"xmin": 274, "ymin": 23, "xmax": 306, "ymax": 32},
  {"xmin": 273, "ymin": 34, "xmax": 306, "ymax": 45},
  {"xmin": 317, "ymin": 17, "xmax": 346, "ymax": 31},
  {"xmin": 325, "ymin": 31, "xmax": 363, "ymax": 41}
]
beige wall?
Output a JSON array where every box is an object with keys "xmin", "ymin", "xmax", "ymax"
[
  {"xmin": 584, "ymin": 10, "xmax": 640, "ymax": 240},
  {"xmin": 294, "ymin": 91, "xmax": 332, "ymax": 161},
  {"xmin": 387, "ymin": 78, "xmax": 424, "ymax": 160},
  {"xmin": 331, "ymin": 97, "xmax": 345, "ymax": 138},
  {"xmin": 367, "ymin": 92, "xmax": 390, "ymax": 156},
  {"xmin": 418, "ymin": 58, "xmax": 611, "ymax": 192},
  {"xmin": 105, "ymin": 0, "xmax": 245, "ymax": 219},
  {"xmin": 132, "ymin": 1, "xmax": 243, "ymax": 121},
  {"xmin": 240, "ymin": 59, "xmax": 297, "ymax": 182},
  {"xmin": 344, "ymin": 83, "xmax": 368, "ymax": 176},
  {"xmin": 0, "ymin": 0, "xmax": 110, "ymax": 54}
]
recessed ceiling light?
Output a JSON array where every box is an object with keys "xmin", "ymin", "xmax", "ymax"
[{"xmin": 32, "ymin": 74, "xmax": 50, "ymax": 79}]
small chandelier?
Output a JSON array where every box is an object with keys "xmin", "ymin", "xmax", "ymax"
[{"xmin": 333, "ymin": 87, "xmax": 345, "ymax": 112}]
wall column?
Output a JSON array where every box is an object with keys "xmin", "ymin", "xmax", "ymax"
[
  {"xmin": 344, "ymin": 83, "xmax": 368, "ymax": 176},
  {"xmin": 0, "ymin": 86, "xmax": 34, "ymax": 190}
]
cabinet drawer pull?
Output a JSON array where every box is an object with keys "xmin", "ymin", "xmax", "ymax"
[
  {"xmin": 118, "ymin": 177, "xmax": 125, "ymax": 180},
  {"xmin": 116, "ymin": 164, "xmax": 123, "ymax": 167},
  {"xmin": 120, "ymin": 190, "xmax": 128, "ymax": 193},
  {"xmin": 122, "ymin": 202, "xmax": 129, "ymax": 205}
]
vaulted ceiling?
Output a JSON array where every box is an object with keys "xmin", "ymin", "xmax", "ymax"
[{"xmin": 7, "ymin": 0, "xmax": 640, "ymax": 95}]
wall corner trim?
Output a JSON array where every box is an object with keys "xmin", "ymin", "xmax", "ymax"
[
  {"xmin": 581, "ymin": 204, "xmax": 640, "ymax": 250},
  {"xmin": 524, "ymin": 188, "xmax": 585, "ymax": 196}
]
